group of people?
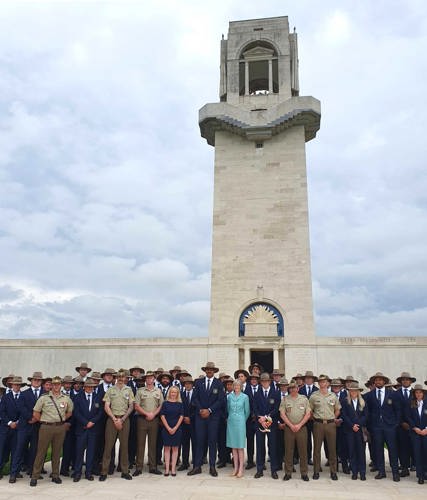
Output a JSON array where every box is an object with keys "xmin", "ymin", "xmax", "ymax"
[{"xmin": 0, "ymin": 361, "xmax": 426, "ymax": 487}]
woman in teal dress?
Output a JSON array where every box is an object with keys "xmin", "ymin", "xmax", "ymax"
[{"xmin": 226, "ymin": 380, "xmax": 250, "ymax": 477}]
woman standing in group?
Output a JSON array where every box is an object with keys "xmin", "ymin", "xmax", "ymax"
[
  {"xmin": 405, "ymin": 384, "xmax": 427, "ymax": 484},
  {"xmin": 160, "ymin": 386, "xmax": 184, "ymax": 476},
  {"xmin": 226, "ymin": 379, "xmax": 250, "ymax": 478}
]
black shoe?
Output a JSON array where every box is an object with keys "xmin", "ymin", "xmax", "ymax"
[
  {"xmin": 202, "ymin": 458, "xmax": 207, "ymax": 465},
  {"xmin": 330, "ymin": 473, "xmax": 338, "ymax": 480},
  {"xmin": 209, "ymin": 467, "xmax": 218, "ymax": 477},
  {"xmin": 177, "ymin": 464, "xmax": 189, "ymax": 471},
  {"xmin": 254, "ymin": 471, "xmax": 263, "ymax": 478},
  {"xmin": 312, "ymin": 472, "xmax": 319, "ymax": 480},
  {"xmin": 301, "ymin": 475, "xmax": 309, "ymax": 481},
  {"xmin": 399, "ymin": 469, "xmax": 409, "ymax": 477},
  {"xmin": 411, "ymin": 465, "xmax": 417, "ymax": 472},
  {"xmin": 245, "ymin": 462, "xmax": 255, "ymax": 470},
  {"xmin": 117, "ymin": 465, "xmax": 121, "ymax": 472},
  {"xmin": 30, "ymin": 479, "xmax": 37, "ymax": 487},
  {"xmin": 157, "ymin": 460, "xmax": 163, "ymax": 466},
  {"xmin": 121, "ymin": 473, "xmax": 132, "ymax": 480},
  {"xmin": 375, "ymin": 472, "xmax": 386, "ymax": 479},
  {"xmin": 283, "ymin": 474, "xmax": 291, "ymax": 481},
  {"xmin": 149, "ymin": 469, "xmax": 162, "ymax": 475},
  {"xmin": 308, "ymin": 459, "xmax": 313, "ymax": 466},
  {"xmin": 351, "ymin": 474, "xmax": 357, "ymax": 480},
  {"xmin": 60, "ymin": 471, "xmax": 70, "ymax": 477},
  {"xmin": 342, "ymin": 465, "xmax": 350, "ymax": 475},
  {"xmin": 271, "ymin": 471, "xmax": 278, "ymax": 479},
  {"xmin": 187, "ymin": 467, "xmax": 202, "ymax": 476},
  {"xmin": 9, "ymin": 476, "xmax": 16, "ymax": 484},
  {"xmin": 418, "ymin": 478, "xmax": 424, "ymax": 484},
  {"xmin": 108, "ymin": 466, "xmax": 115, "ymax": 475},
  {"xmin": 99, "ymin": 475, "xmax": 107, "ymax": 481},
  {"xmin": 73, "ymin": 475, "xmax": 81, "ymax": 482},
  {"xmin": 52, "ymin": 477, "xmax": 62, "ymax": 484},
  {"xmin": 393, "ymin": 473, "xmax": 400, "ymax": 482},
  {"xmin": 325, "ymin": 460, "xmax": 330, "ymax": 467},
  {"xmin": 360, "ymin": 473, "xmax": 366, "ymax": 481},
  {"xmin": 132, "ymin": 469, "xmax": 142, "ymax": 477},
  {"xmin": 16, "ymin": 473, "xmax": 23, "ymax": 479},
  {"xmin": 370, "ymin": 467, "xmax": 378, "ymax": 472},
  {"xmin": 216, "ymin": 462, "xmax": 226, "ymax": 469},
  {"xmin": 41, "ymin": 468, "xmax": 47, "ymax": 474},
  {"xmin": 85, "ymin": 475, "xmax": 94, "ymax": 481}
]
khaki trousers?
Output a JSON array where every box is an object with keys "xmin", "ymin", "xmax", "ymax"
[
  {"xmin": 101, "ymin": 418, "xmax": 130, "ymax": 475},
  {"xmin": 31, "ymin": 423, "xmax": 66, "ymax": 479},
  {"xmin": 136, "ymin": 416, "xmax": 159, "ymax": 470},
  {"xmin": 284, "ymin": 425, "xmax": 308, "ymax": 475},
  {"xmin": 313, "ymin": 421, "xmax": 337, "ymax": 473}
]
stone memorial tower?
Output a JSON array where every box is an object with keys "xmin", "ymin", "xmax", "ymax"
[{"xmin": 199, "ymin": 16, "xmax": 321, "ymax": 374}]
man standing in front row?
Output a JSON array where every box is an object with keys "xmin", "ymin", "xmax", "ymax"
[{"xmin": 30, "ymin": 376, "xmax": 73, "ymax": 487}]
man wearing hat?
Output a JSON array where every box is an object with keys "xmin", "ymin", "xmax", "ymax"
[
  {"xmin": 248, "ymin": 363, "xmax": 263, "ymax": 377},
  {"xmin": 245, "ymin": 372, "xmax": 260, "ymax": 470},
  {"xmin": 188, "ymin": 362, "xmax": 225, "ymax": 477},
  {"xmin": 179, "ymin": 375, "xmax": 196, "ymax": 471},
  {"xmin": 271, "ymin": 369, "xmax": 285, "ymax": 394},
  {"xmin": 395, "ymin": 372, "xmax": 417, "ymax": 478},
  {"xmin": 365, "ymin": 372, "xmax": 401, "ymax": 481},
  {"xmin": 299, "ymin": 371, "xmax": 319, "ymax": 465},
  {"xmin": 99, "ymin": 370, "xmax": 135, "ymax": 481},
  {"xmin": 276, "ymin": 377, "xmax": 289, "ymax": 472},
  {"xmin": 280, "ymin": 380, "xmax": 311, "ymax": 481},
  {"xmin": 30, "ymin": 376, "xmax": 73, "ymax": 487},
  {"xmin": 61, "ymin": 375, "xmax": 73, "ymax": 397},
  {"xmin": 253, "ymin": 373, "xmax": 281, "ymax": 479},
  {"xmin": 169, "ymin": 366, "xmax": 182, "ymax": 389},
  {"xmin": 234, "ymin": 369, "xmax": 250, "ymax": 394},
  {"xmin": 10, "ymin": 372, "xmax": 44, "ymax": 481},
  {"xmin": 127, "ymin": 365, "xmax": 144, "ymax": 470},
  {"xmin": 156, "ymin": 372, "xmax": 173, "ymax": 465},
  {"xmin": 60, "ymin": 376, "xmax": 81, "ymax": 476},
  {"xmin": 330, "ymin": 378, "xmax": 350, "ymax": 474},
  {"xmin": 75, "ymin": 362, "xmax": 92, "ymax": 382},
  {"xmin": 310, "ymin": 374, "xmax": 341, "ymax": 480},
  {"xmin": 72, "ymin": 378, "xmax": 104, "ymax": 481},
  {"xmin": 0, "ymin": 376, "xmax": 26, "ymax": 483}
]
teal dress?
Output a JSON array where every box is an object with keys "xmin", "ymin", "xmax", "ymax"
[{"xmin": 226, "ymin": 392, "xmax": 250, "ymax": 448}]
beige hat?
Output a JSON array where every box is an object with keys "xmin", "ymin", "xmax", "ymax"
[
  {"xmin": 101, "ymin": 368, "xmax": 116, "ymax": 377},
  {"xmin": 318, "ymin": 374, "xmax": 331, "ymax": 382},
  {"xmin": 169, "ymin": 365, "xmax": 182, "ymax": 373},
  {"xmin": 62, "ymin": 375, "xmax": 74, "ymax": 384},
  {"xmin": 234, "ymin": 369, "xmax": 250, "ymax": 379},
  {"xmin": 347, "ymin": 382, "xmax": 363, "ymax": 392},
  {"xmin": 396, "ymin": 372, "xmax": 416, "ymax": 384},
  {"xmin": 129, "ymin": 365, "xmax": 144, "ymax": 374},
  {"xmin": 330, "ymin": 378, "xmax": 343, "ymax": 387},
  {"xmin": 10, "ymin": 376, "xmax": 27, "ymax": 386},
  {"xmin": 201, "ymin": 362, "xmax": 219, "ymax": 373},
  {"xmin": 52, "ymin": 376, "xmax": 62, "ymax": 384},
  {"xmin": 2, "ymin": 373, "xmax": 15, "ymax": 387},
  {"xmin": 288, "ymin": 380, "xmax": 298, "ymax": 389},
  {"xmin": 73, "ymin": 376, "xmax": 84, "ymax": 383},
  {"xmin": 177, "ymin": 368, "xmax": 191, "ymax": 377},
  {"xmin": 157, "ymin": 371, "xmax": 173, "ymax": 383},
  {"xmin": 182, "ymin": 376, "xmax": 194, "ymax": 384},
  {"xmin": 116, "ymin": 370, "xmax": 128, "ymax": 379},
  {"xmin": 369, "ymin": 372, "xmax": 390, "ymax": 385},
  {"xmin": 413, "ymin": 384, "xmax": 427, "ymax": 392},
  {"xmin": 84, "ymin": 378, "xmax": 98, "ymax": 387},
  {"xmin": 249, "ymin": 372, "xmax": 260, "ymax": 379},
  {"xmin": 155, "ymin": 367, "xmax": 164, "ymax": 374},
  {"xmin": 293, "ymin": 373, "xmax": 304, "ymax": 380},
  {"xmin": 342, "ymin": 375, "xmax": 359, "ymax": 384},
  {"xmin": 260, "ymin": 372, "xmax": 271, "ymax": 382},
  {"xmin": 304, "ymin": 371, "xmax": 318, "ymax": 382},
  {"xmin": 272, "ymin": 368, "xmax": 285, "ymax": 376},
  {"xmin": 27, "ymin": 371, "xmax": 44, "ymax": 382},
  {"xmin": 90, "ymin": 371, "xmax": 102, "ymax": 380},
  {"xmin": 75, "ymin": 362, "xmax": 92, "ymax": 373},
  {"xmin": 278, "ymin": 377, "xmax": 289, "ymax": 386}
]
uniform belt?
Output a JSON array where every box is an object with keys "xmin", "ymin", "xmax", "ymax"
[
  {"xmin": 114, "ymin": 414, "xmax": 125, "ymax": 418},
  {"xmin": 41, "ymin": 421, "xmax": 63, "ymax": 426},
  {"xmin": 314, "ymin": 418, "xmax": 335, "ymax": 424}
]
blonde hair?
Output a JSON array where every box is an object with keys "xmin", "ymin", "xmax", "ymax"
[
  {"xmin": 167, "ymin": 385, "xmax": 182, "ymax": 403},
  {"xmin": 346, "ymin": 390, "xmax": 365, "ymax": 410}
]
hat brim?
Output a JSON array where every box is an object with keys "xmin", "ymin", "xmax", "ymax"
[
  {"xmin": 201, "ymin": 366, "xmax": 219, "ymax": 373},
  {"xmin": 157, "ymin": 373, "xmax": 174, "ymax": 382},
  {"xmin": 75, "ymin": 366, "xmax": 92, "ymax": 373},
  {"xmin": 234, "ymin": 369, "xmax": 250, "ymax": 379},
  {"xmin": 304, "ymin": 375, "xmax": 319, "ymax": 382},
  {"xmin": 369, "ymin": 375, "xmax": 390, "ymax": 384},
  {"xmin": 396, "ymin": 376, "xmax": 416, "ymax": 384}
]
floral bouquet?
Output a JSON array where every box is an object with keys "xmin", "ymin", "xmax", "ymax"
[{"xmin": 259, "ymin": 415, "xmax": 273, "ymax": 433}]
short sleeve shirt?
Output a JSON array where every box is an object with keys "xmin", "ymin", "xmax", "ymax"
[
  {"xmin": 33, "ymin": 392, "xmax": 74, "ymax": 423},
  {"xmin": 135, "ymin": 386, "xmax": 163, "ymax": 412},
  {"xmin": 309, "ymin": 391, "xmax": 341, "ymax": 420},
  {"xmin": 280, "ymin": 394, "xmax": 310, "ymax": 424},
  {"xmin": 103, "ymin": 385, "xmax": 134, "ymax": 415}
]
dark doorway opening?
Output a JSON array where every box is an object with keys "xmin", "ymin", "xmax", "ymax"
[{"xmin": 250, "ymin": 350, "xmax": 273, "ymax": 374}]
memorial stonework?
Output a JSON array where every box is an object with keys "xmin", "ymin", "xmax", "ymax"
[{"xmin": 1, "ymin": 16, "xmax": 426, "ymax": 382}]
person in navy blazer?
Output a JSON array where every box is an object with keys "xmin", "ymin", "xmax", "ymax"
[
  {"xmin": 10, "ymin": 372, "xmax": 44, "ymax": 481},
  {"xmin": 187, "ymin": 362, "xmax": 225, "ymax": 477},
  {"xmin": 365, "ymin": 372, "xmax": 401, "ymax": 481},
  {"xmin": 0, "ymin": 376, "xmax": 27, "ymax": 483},
  {"xmin": 72, "ymin": 378, "xmax": 104, "ymax": 481},
  {"xmin": 299, "ymin": 371, "xmax": 319, "ymax": 465},
  {"xmin": 245, "ymin": 373, "xmax": 259, "ymax": 469},
  {"xmin": 253, "ymin": 372, "xmax": 281, "ymax": 479},
  {"xmin": 404, "ymin": 384, "xmax": 427, "ymax": 484},
  {"xmin": 179, "ymin": 376, "xmax": 196, "ymax": 471},
  {"xmin": 340, "ymin": 382, "xmax": 368, "ymax": 480}
]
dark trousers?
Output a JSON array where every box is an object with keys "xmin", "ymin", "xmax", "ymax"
[
  {"xmin": 0, "ymin": 427, "xmax": 16, "ymax": 473},
  {"xmin": 410, "ymin": 432, "xmax": 427, "ymax": 479},
  {"xmin": 94, "ymin": 415, "xmax": 115, "ymax": 473},
  {"xmin": 276, "ymin": 427, "xmax": 285, "ymax": 469},
  {"xmin": 246, "ymin": 419, "xmax": 256, "ymax": 464},
  {"xmin": 397, "ymin": 425, "xmax": 412, "ymax": 470},
  {"xmin": 217, "ymin": 417, "xmax": 230, "ymax": 463},
  {"xmin": 346, "ymin": 430, "xmax": 366, "ymax": 475},
  {"xmin": 336, "ymin": 424, "xmax": 349, "ymax": 469},
  {"xmin": 194, "ymin": 415, "xmax": 220, "ymax": 468},
  {"xmin": 11, "ymin": 425, "xmax": 39, "ymax": 475},
  {"xmin": 306, "ymin": 420, "xmax": 314, "ymax": 461},
  {"xmin": 60, "ymin": 425, "xmax": 75, "ymax": 473},
  {"xmin": 128, "ymin": 413, "xmax": 138, "ymax": 466},
  {"xmin": 74, "ymin": 427, "xmax": 98, "ymax": 477},
  {"xmin": 372, "ymin": 425, "xmax": 399, "ymax": 475},
  {"xmin": 181, "ymin": 421, "xmax": 196, "ymax": 466},
  {"xmin": 255, "ymin": 426, "xmax": 278, "ymax": 473},
  {"xmin": 32, "ymin": 423, "xmax": 67, "ymax": 479}
]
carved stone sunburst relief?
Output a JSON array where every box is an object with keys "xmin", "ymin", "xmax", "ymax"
[{"xmin": 243, "ymin": 304, "xmax": 279, "ymax": 324}]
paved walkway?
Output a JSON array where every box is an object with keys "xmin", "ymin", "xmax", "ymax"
[{"xmin": 0, "ymin": 465, "xmax": 425, "ymax": 500}]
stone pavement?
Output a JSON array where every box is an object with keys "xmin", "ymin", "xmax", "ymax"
[{"xmin": 0, "ymin": 465, "xmax": 426, "ymax": 500}]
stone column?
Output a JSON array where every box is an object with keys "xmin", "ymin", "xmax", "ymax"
[
  {"xmin": 244, "ymin": 347, "xmax": 251, "ymax": 371},
  {"xmin": 268, "ymin": 59, "xmax": 273, "ymax": 93},
  {"xmin": 273, "ymin": 347, "xmax": 279, "ymax": 369},
  {"xmin": 245, "ymin": 61, "xmax": 249, "ymax": 95}
]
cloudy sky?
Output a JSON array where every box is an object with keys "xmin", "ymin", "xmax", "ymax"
[{"xmin": 0, "ymin": 0, "xmax": 426, "ymax": 339}]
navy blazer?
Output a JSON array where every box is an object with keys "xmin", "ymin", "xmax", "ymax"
[
  {"xmin": 182, "ymin": 390, "xmax": 196, "ymax": 420},
  {"xmin": 340, "ymin": 398, "xmax": 368, "ymax": 433},
  {"xmin": 0, "ymin": 391, "xmax": 21, "ymax": 426},
  {"xmin": 72, "ymin": 391, "xmax": 104, "ymax": 433},
  {"xmin": 299, "ymin": 385, "xmax": 319, "ymax": 398},
  {"xmin": 17, "ymin": 388, "xmax": 44, "ymax": 428},
  {"xmin": 405, "ymin": 399, "xmax": 427, "ymax": 430},
  {"xmin": 192, "ymin": 377, "xmax": 225, "ymax": 417},
  {"xmin": 253, "ymin": 386, "xmax": 281, "ymax": 422},
  {"xmin": 365, "ymin": 388, "xmax": 401, "ymax": 428},
  {"xmin": 394, "ymin": 388, "xmax": 411, "ymax": 423}
]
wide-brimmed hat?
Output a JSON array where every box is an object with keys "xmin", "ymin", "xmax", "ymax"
[
  {"xmin": 330, "ymin": 378, "xmax": 343, "ymax": 387},
  {"xmin": 396, "ymin": 372, "xmax": 416, "ymax": 384},
  {"xmin": 347, "ymin": 382, "xmax": 363, "ymax": 392},
  {"xmin": 248, "ymin": 372, "xmax": 260, "ymax": 379},
  {"xmin": 304, "ymin": 371, "xmax": 318, "ymax": 382},
  {"xmin": 27, "ymin": 371, "xmax": 44, "ymax": 382},
  {"xmin": 234, "ymin": 369, "xmax": 250, "ymax": 379},
  {"xmin": 169, "ymin": 365, "xmax": 182, "ymax": 374},
  {"xmin": 84, "ymin": 378, "xmax": 98, "ymax": 387},
  {"xmin": 248, "ymin": 362, "xmax": 263, "ymax": 373},
  {"xmin": 272, "ymin": 368, "xmax": 285, "ymax": 377},
  {"xmin": 317, "ymin": 374, "xmax": 331, "ymax": 383},
  {"xmin": 260, "ymin": 372, "xmax": 271, "ymax": 382},
  {"xmin": 293, "ymin": 373, "xmax": 304, "ymax": 380},
  {"xmin": 144, "ymin": 371, "xmax": 156, "ymax": 379},
  {"xmin": 116, "ymin": 370, "xmax": 128, "ymax": 379},
  {"xmin": 52, "ymin": 376, "xmax": 62, "ymax": 385},
  {"xmin": 129, "ymin": 365, "xmax": 144, "ymax": 374},
  {"xmin": 288, "ymin": 380, "xmax": 298, "ymax": 390},
  {"xmin": 62, "ymin": 375, "xmax": 74, "ymax": 384},
  {"xmin": 101, "ymin": 368, "xmax": 116, "ymax": 377},
  {"xmin": 278, "ymin": 377, "xmax": 289, "ymax": 386},
  {"xmin": 413, "ymin": 384, "xmax": 427, "ymax": 392},
  {"xmin": 73, "ymin": 376, "xmax": 84, "ymax": 383},
  {"xmin": 182, "ymin": 376, "xmax": 194, "ymax": 384},
  {"xmin": 201, "ymin": 362, "xmax": 219, "ymax": 373},
  {"xmin": 223, "ymin": 377, "xmax": 234, "ymax": 385},
  {"xmin": 90, "ymin": 371, "xmax": 102, "ymax": 380},
  {"xmin": 157, "ymin": 371, "xmax": 173, "ymax": 383},
  {"xmin": 10, "ymin": 376, "xmax": 27, "ymax": 387},
  {"xmin": 218, "ymin": 372, "xmax": 230, "ymax": 379},
  {"xmin": 2, "ymin": 373, "xmax": 15, "ymax": 387},
  {"xmin": 75, "ymin": 362, "xmax": 91, "ymax": 373},
  {"xmin": 177, "ymin": 368, "xmax": 191, "ymax": 377},
  {"xmin": 341, "ymin": 375, "xmax": 359, "ymax": 384},
  {"xmin": 369, "ymin": 372, "xmax": 390, "ymax": 385},
  {"xmin": 155, "ymin": 367, "xmax": 164, "ymax": 374},
  {"xmin": 43, "ymin": 377, "xmax": 52, "ymax": 383}
]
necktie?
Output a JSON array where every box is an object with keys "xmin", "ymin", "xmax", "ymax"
[
  {"xmin": 264, "ymin": 390, "xmax": 268, "ymax": 399},
  {"xmin": 107, "ymin": 384, "xmax": 111, "ymax": 389},
  {"xmin": 307, "ymin": 386, "xmax": 311, "ymax": 397},
  {"xmin": 87, "ymin": 394, "xmax": 91, "ymax": 408},
  {"xmin": 377, "ymin": 389, "xmax": 382, "ymax": 405},
  {"xmin": 187, "ymin": 391, "xmax": 191, "ymax": 403},
  {"xmin": 34, "ymin": 390, "xmax": 38, "ymax": 399},
  {"xmin": 206, "ymin": 379, "xmax": 211, "ymax": 391},
  {"xmin": 14, "ymin": 393, "xmax": 19, "ymax": 400},
  {"xmin": 163, "ymin": 388, "xmax": 167, "ymax": 398},
  {"xmin": 404, "ymin": 388, "xmax": 409, "ymax": 399}
]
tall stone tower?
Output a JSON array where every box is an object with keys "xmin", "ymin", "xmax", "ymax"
[{"xmin": 199, "ymin": 16, "xmax": 321, "ymax": 374}]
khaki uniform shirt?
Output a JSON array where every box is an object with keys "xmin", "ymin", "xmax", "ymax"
[
  {"xmin": 33, "ymin": 392, "xmax": 73, "ymax": 422},
  {"xmin": 309, "ymin": 391, "xmax": 341, "ymax": 420},
  {"xmin": 280, "ymin": 394, "xmax": 310, "ymax": 424},
  {"xmin": 103, "ymin": 385, "xmax": 134, "ymax": 415},
  {"xmin": 135, "ymin": 386, "xmax": 163, "ymax": 412}
]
